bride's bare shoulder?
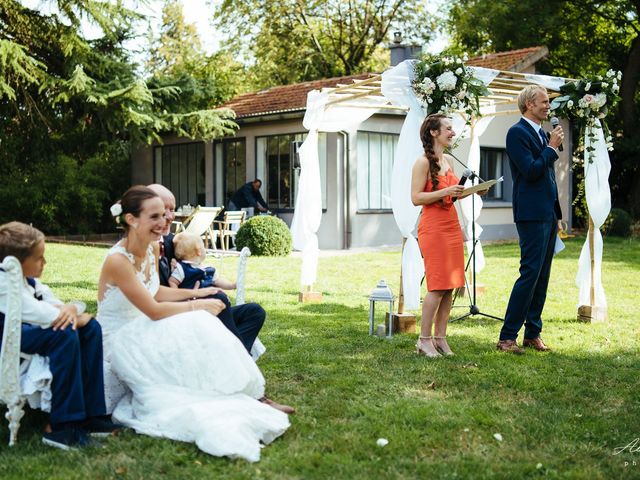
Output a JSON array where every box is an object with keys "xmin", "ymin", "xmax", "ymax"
[{"xmin": 103, "ymin": 249, "xmax": 133, "ymax": 271}]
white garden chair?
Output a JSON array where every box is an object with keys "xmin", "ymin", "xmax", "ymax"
[
  {"xmin": 0, "ymin": 256, "xmax": 53, "ymax": 446},
  {"xmin": 0, "ymin": 257, "xmax": 30, "ymax": 446},
  {"xmin": 218, "ymin": 247, "xmax": 265, "ymax": 359},
  {"xmin": 182, "ymin": 206, "xmax": 222, "ymax": 249},
  {"xmin": 215, "ymin": 210, "xmax": 246, "ymax": 251}
]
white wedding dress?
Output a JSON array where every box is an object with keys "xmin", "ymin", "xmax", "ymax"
[{"xmin": 96, "ymin": 242, "xmax": 289, "ymax": 462}]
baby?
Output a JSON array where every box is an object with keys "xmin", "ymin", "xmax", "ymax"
[
  {"xmin": 169, "ymin": 232, "xmax": 236, "ymax": 291},
  {"xmin": 169, "ymin": 232, "xmax": 238, "ymax": 332}
]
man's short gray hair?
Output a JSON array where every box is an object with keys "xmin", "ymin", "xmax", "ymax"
[{"xmin": 518, "ymin": 85, "xmax": 547, "ymax": 114}]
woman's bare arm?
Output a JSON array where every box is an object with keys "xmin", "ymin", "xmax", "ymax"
[
  {"xmin": 411, "ymin": 155, "xmax": 464, "ymax": 205},
  {"xmin": 99, "ymin": 254, "xmax": 224, "ymax": 320}
]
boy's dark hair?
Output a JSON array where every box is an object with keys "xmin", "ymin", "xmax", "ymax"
[{"xmin": 0, "ymin": 221, "xmax": 45, "ymax": 262}]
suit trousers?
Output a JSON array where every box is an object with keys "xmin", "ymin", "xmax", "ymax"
[
  {"xmin": 7, "ymin": 319, "xmax": 107, "ymax": 425},
  {"xmin": 500, "ymin": 220, "xmax": 556, "ymax": 341},
  {"xmin": 205, "ymin": 292, "xmax": 265, "ymax": 353}
]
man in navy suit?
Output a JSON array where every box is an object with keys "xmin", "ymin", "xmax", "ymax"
[{"xmin": 497, "ymin": 85, "xmax": 564, "ymax": 354}]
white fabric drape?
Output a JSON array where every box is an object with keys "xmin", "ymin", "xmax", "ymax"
[
  {"xmin": 381, "ymin": 60, "xmax": 425, "ymax": 309},
  {"xmin": 576, "ymin": 120, "xmax": 611, "ymax": 307},
  {"xmin": 291, "ymin": 90, "xmax": 378, "ymax": 286},
  {"xmin": 452, "ymin": 101, "xmax": 498, "ymax": 274},
  {"xmin": 522, "ymin": 73, "xmax": 566, "ymax": 91}
]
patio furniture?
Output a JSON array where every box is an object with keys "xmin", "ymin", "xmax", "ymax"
[
  {"xmin": 182, "ymin": 206, "xmax": 222, "ymax": 249},
  {"xmin": 216, "ymin": 210, "xmax": 246, "ymax": 251}
]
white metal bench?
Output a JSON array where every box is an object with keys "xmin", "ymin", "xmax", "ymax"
[
  {"xmin": 227, "ymin": 247, "xmax": 265, "ymax": 359},
  {"xmin": 0, "ymin": 256, "xmax": 28, "ymax": 446}
]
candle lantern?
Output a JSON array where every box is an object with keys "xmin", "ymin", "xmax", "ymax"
[{"xmin": 368, "ymin": 279, "xmax": 395, "ymax": 338}]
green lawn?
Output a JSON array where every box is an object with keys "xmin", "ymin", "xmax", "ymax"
[{"xmin": 1, "ymin": 235, "xmax": 639, "ymax": 479}]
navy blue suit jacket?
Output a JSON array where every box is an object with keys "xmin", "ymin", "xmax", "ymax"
[{"xmin": 506, "ymin": 118, "xmax": 562, "ymax": 222}]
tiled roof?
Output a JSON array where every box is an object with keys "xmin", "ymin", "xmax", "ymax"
[
  {"xmin": 466, "ymin": 46, "xmax": 547, "ymax": 72},
  {"xmin": 221, "ymin": 47, "xmax": 548, "ymax": 119},
  {"xmin": 221, "ymin": 73, "xmax": 373, "ymax": 119}
]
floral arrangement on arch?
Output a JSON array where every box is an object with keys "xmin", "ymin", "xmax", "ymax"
[
  {"xmin": 412, "ymin": 53, "xmax": 490, "ymax": 118},
  {"xmin": 550, "ymin": 69, "xmax": 622, "ymax": 162}
]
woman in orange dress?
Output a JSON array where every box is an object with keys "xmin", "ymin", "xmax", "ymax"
[{"xmin": 410, "ymin": 114, "xmax": 475, "ymax": 358}]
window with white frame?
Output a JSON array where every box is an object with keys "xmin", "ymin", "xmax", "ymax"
[
  {"xmin": 255, "ymin": 133, "xmax": 327, "ymax": 211},
  {"xmin": 154, "ymin": 142, "xmax": 205, "ymax": 207},
  {"xmin": 357, "ymin": 132, "xmax": 398, "ymax": 210}
]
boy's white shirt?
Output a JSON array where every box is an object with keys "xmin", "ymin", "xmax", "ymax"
[{"xmin": 0, "ymin": 270, "xmax": 61, "ymax": 327}]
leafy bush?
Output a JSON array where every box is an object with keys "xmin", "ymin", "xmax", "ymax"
[
  {"xmin": 604, "ymin": 208, "xmax": 632, "ymax": 237},
  {"xmin": 235, "ymin": 215, "xmax": 292, "ymax": 256}
]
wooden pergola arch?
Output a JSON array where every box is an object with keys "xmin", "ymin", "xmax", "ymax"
[{"xmin": 320, "ymin": 69, "xmax": 567, "ymax": 117}]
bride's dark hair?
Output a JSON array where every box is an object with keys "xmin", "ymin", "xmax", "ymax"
[
  {"xmin": 119, "ymin": 185, "xmax": 159, "ymax": 232},
  {"xmin": 419, "ymin": 114, "xmax": 448, "ymax": 191}
]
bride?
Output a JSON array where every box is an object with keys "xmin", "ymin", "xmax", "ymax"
[{"xmin": 96, "ymin": 185, "xmax": 289, "ymax": 462}]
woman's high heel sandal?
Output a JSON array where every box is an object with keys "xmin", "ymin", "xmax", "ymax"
[
  {"xmin": 416, "ymin": 336, "xmax": 441, "ymax": 358},
  {"xmin": 432, "ymin": 336, "xmax": 454, "ymax": 356}
]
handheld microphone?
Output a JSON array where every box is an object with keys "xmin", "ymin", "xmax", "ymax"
[
  {"xmin": 452, "ymin": 168, "xmax": 473, "ymax": 203},
  {"xmin": 550, "ymin": 117, "xmax": 563, "ymax": 152}
]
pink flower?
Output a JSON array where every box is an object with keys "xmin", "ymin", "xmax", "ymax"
[{"xmin": 582, "ymin": 94, "xmax": 594, "ymax": 104}]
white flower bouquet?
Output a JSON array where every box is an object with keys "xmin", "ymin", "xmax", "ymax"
[
  {"xmin": 550, "ymin": 69, "xmax": 622, "ymax": 160},
  {"xmin": 412, "ymin": 53, "xmax": 489, "ymax": 118}
]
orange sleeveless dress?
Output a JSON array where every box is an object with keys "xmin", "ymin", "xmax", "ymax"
[{"xmin": 417, "ymin": 169, "xmax": 465, "ymax": 291}]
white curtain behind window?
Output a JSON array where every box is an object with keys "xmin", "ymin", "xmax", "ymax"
[
  {"xmin": 356, "ymin": 135, "xmax": 369, "ymax": 210},
  {"xmin": 381, "ymin": 134, "xmax": 394, "ymax": 209}
]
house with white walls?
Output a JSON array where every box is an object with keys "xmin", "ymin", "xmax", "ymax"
[{"xmin": 131, "ymin": 46, "xmax": 572, "ymax": 249}]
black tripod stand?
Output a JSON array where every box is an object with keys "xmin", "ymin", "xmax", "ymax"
[{"xmin": 446, "ymin": 156, "xmax": 503, "ymax": 323}]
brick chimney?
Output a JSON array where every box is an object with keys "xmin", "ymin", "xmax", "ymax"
[{"xmin": 389, "ymin": 31, "xmax": 422, "ymax": 66}]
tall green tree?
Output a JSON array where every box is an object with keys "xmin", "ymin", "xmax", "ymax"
[
  {"xmin": 0, "ymin": 0, "xmax": 236, "ymax": 234},
  {"xmin": 446, "ymin": 0, "xmax": 640, "ymax": 216},
  {"xmin": 214, "ymin": 0, "xmax": 435, "ymax": 89},
  {"xmin": 146, "ymin": 0, "xmax": 244, "ymax": 110}
]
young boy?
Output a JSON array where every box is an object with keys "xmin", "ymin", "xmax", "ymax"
[{"xmin": 0, "ymin": 222, "xmax": 120, "ymax": 450}]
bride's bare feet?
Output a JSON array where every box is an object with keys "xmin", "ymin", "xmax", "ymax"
[
  {"xmin": 433, "ymin": 336, "xmax": 454, "ymax": 356},
  {"xmin": 416, "ymin": 336, "xmax": 441, "ymax": 358}
]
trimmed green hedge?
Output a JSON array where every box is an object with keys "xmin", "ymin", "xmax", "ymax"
[
  {"xmin": 235, "ymin": 215, "xmax": 292, "ymax": 256},
  {"xmin": 604, "ymin": 208, "xmax": 632, "ymax": 237}
]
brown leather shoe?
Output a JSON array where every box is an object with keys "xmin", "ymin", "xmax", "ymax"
[
  {"xmin": 496, "ymin": 339, "xmax": 525, "ymax": 355},
  {"xmin": 523, "ymin": 337, "xmax": 551, "ymax": 351},
  {"xmin": 259, "ymin": 396, "xmax": 296, "ymax": 414}
]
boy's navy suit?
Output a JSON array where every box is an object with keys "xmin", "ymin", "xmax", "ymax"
[
  {"xmin": 500, "ymin": 118, "xmax": 562, "ymax": 341},
  {"xmin": 0, "ymin": 275, "xmax": 106, "ymax": 426}
]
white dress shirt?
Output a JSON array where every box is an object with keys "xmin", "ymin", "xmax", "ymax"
[
  {"xmin": 0, "ymin": 271, "xmax": 61, "ymax": 327},
  {"xmin": 522, "ymin": 117, "xmax": 558, "ymax": 155}
]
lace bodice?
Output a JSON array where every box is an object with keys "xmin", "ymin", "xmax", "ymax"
[{"xmin": 97, "ymin": 241, "xmax": 160, "ymax": 337}]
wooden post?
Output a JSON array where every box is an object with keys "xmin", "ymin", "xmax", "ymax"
[
  {"xmin": 299, "ymin": 283, "xmax": 322, "ymax": 303},
  {"xmin": 386, "ymin": 237, "xmax": 416, "ymax": 334},
  {"xmin": 577, "ymin": 215, "xmax": 607, "ymax": 322}
]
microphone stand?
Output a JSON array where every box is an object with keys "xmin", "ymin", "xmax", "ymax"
[{"xmin": 445, "ymin": 150, "xmax": 503, "ymax": 323}]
